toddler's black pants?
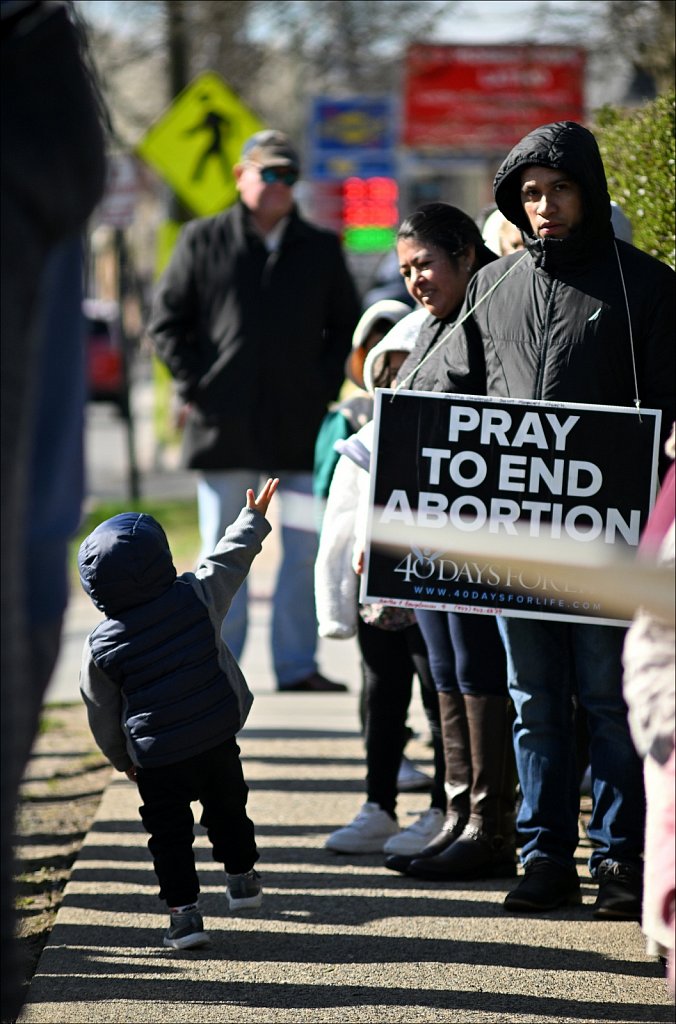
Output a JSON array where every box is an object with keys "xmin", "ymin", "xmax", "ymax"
[{"xmin": 136, "ymin": 738, "xmax": 258, "ymax": 907}]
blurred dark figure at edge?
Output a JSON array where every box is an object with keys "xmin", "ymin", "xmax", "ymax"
[{"xmin": 1, "ymin": 1, "xmax": 107, "ymax": 1018}]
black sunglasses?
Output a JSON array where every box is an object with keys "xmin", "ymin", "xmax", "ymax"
[{"xmin": 259, "ymin": 166, "xmax": 299, "ymax": 186}]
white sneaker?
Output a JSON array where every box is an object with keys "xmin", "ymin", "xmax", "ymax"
[
  {"xmin": 397, "ymin": 756, "xmax": 432, "ymax": 792},
  {"xmin": 383, "ymin": 807, "xmax": 446, "ymax": 856},
  {"xmin": 324, "ymin": 802, "xmax": 399, "ymax": 853}
]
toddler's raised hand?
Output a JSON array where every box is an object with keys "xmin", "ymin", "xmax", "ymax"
[{"xmin": 246, "ymin": 477, "xmax": 279, "ymax": 517}]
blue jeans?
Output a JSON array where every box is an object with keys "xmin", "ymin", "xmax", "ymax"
[
  {"xmin": 415, "ymin": 609, "xmax": 507, "ymax": 696},
  {"xmin": 497, "ymin": 617, "xmax": 645, "ymax": 874},
  {"xmin": 197, "ymin": 469, "xmax": 319, "ymax": 687}
]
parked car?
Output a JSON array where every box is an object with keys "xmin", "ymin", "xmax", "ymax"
[{"xmin": 83, "ymin": 298, "xmax": 128, "ymax": 414}]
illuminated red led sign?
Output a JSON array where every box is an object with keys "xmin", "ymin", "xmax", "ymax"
[{"xmin": 342, "ymin": 176, "xmax": 399, "ymax": 251}]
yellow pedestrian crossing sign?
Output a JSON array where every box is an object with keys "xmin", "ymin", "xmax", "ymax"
[{"xmin": 136, "ymin": 71, "xmax": 265, "ymax": 217}]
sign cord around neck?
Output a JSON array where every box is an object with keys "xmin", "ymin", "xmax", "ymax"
[
  {"xmin": 614, "ymin": 239, "xmax": 642, "ymax": 422},
  {"xmin": 391, "ymin": 252, "xmax": 530, "ymax": 400}
]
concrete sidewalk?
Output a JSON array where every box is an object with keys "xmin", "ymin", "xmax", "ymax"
[
  {"xmin": 27, "ymin": 575, "xmax": 674, "ymax": 1024},
  {"xmin": 18, "ymin": 684, "xmax": 672, "ymax": 1024},
  {"xmin": 23, "ymin": 385, "xmax": 672, "ymax": 1023}
]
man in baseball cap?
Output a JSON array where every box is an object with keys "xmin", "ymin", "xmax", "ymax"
[
  {"xmin": 240, "ymin": 129, "xmax": 300, "ymax": 170},
  {"xmin": 149, "ymin": 128, "xmax": 360, "ymax": 693},
  {"xmin": 233, "ymin": 130, "xmax": 302, "ymax": 233}
]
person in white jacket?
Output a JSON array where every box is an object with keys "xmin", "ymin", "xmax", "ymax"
[{"xmin": 316, "ymin": 313, "xmax": 447, "ymax": 856}]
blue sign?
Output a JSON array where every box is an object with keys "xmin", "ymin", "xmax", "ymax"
[
  {"xmin": 308, "ymin": 97, "xmax": 397, "ymax": 181},
  {"xmin": 310, "ymin": 152, "xmax": 396, "ymax": 180}
]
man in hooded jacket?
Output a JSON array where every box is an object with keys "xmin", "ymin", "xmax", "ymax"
[{"xmin": 414, "ymin": 121, "xmax": 675, "ymax": 918}]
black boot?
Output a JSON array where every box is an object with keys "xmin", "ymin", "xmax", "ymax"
[
  {"xmin": 407, "ymin": 695, "xmax": 517, "ymax": 881},
  {"xmin": 385, "ymin": 691, "xmax": 471, "ymax": 873}
]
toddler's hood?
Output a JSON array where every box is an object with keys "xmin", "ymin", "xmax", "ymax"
[{"xmin": 78, "ymin": 512, "xmax": 176, "ymax": 615}]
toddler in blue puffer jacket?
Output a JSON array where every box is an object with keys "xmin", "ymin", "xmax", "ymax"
[{"xmin": 78, "ymin": 478, "xmax": 278, "ymax": 950}]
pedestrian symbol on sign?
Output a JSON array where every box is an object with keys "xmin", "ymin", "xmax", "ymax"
[
  {"xmin": 136, "ymin": 71, "xmax": 264, "ymax": 217},
  {"xmin": 185, "ymin": 96, "xmax": 232, "ymax": 184}
]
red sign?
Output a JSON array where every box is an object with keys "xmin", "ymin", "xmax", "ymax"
[{"xmin": 403, "ymin": 44, "xmax": 585, "ymax": 150}]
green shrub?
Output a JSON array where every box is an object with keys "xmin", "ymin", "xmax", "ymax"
[{"xmin": 593, "ymin": 91, "xmax": 675, "ymax": 269}]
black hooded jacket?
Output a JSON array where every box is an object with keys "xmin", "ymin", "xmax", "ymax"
[
  {"xmin": 148, "ymin": 201, "xmax": 361, "ymax": 472},
  {"xmin": 419, "ymin": 122, "xmax": 674, "ymax": 467}
]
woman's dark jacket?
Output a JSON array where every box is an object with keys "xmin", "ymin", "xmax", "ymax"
[
  {"xmin": 407, "ymin": 122, "xmax": 675, "ymax": 469},
  {"xmin": 148, "ymin": 201, "xmax": 361, "ymax": 471}
]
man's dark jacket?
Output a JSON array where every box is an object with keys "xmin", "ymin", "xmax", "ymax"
[
  {"xmin": 148, "ymin": 201, "xmax": 361, "ymax": 471},
  {"xmin": 410, "ymin": 121, "xmax": 675, "ymax": 471}
]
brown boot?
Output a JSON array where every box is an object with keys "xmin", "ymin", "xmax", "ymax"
[
  {"xmin": 407, "ymin": 695, "xmax": 517, "ymax": 880},
  {"xmin": 384, "ymin": 691, "xmax": 471, "ymax": 873}
]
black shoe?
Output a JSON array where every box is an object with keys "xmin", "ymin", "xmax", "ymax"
[
  {"xmin": 384, "ymin": 814, "xmax": 466, "ymax": 874},
  {"xmin": 407, "ymin": 822, "xmax": 516, "ymax": 881},
  {"xmin": 593, "ymin": 859, "xmax": 642, "ymax": 921},
  {"xmin": 503, "ymin": 857, "xmax": 581, "ymax": 912},
  {"xmin": 279, "ymin": 673, "xmax": 348, "ymax": 693}
]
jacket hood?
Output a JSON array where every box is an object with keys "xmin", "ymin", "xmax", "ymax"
[
  {"xmin": 346, "ymin": 299, "xmax": 412, "ymax": 386},
  {"xmin": 78, "ymin": 513, "xmax": 176, "ymax": 615},
  {"xmin": 493, "ymin": 121, "xmax": 613, "ymax": 263},
  {"xmin": 362, "ymin": 307, "xmax": 427, "ymax": 393},
  {"xmin": 352, "ymin": 299, "xmax": 412, "ymax": 350}
]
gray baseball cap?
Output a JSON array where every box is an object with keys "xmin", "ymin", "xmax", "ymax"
[{"xmin": 240, "ymin": 130, "xmax": 300, "ymax": 169}]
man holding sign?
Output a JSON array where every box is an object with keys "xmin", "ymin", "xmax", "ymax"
[{"xmin": 405, "ymin": 121, "xmax": 675, "ymax": 918}]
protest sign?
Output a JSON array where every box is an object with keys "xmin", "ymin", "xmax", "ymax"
[{"xmin": 362, "ymin": 390, "xmax": 661, "ymax": 626}]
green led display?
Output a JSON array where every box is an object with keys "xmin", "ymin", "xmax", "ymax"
[{"xmin": 343, "ymin": 226, "xmax": 397, "ymax": 252}]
